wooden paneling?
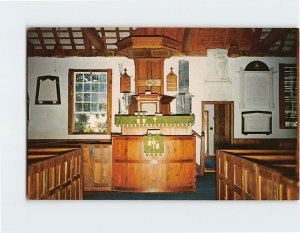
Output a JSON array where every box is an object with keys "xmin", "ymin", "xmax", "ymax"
[
  {"xmin": 217, "ymin": 150, "xmax": 299, "ymax": 200},
  {"xmin": 27, "ymin": 148, "xmax": 83, "ymax": 200},
  {"xmin": 134, "ymin": 58, "xmax": 164, "ymax": 95},
  {"xmin": 112, "ymin": 135, "xmax": 196, "ymax": 192},
  {"xmin": 232, "ymin": 138, "xmax": 297, "ymax": 149},
  {"xmin": 83, "ymin": 144, "xmax": 112, "ymax": 191}
]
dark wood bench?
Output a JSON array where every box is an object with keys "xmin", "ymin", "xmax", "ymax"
[{"xmin": 216, "ymin": 149, "xmax": 299, "ymax": 200}]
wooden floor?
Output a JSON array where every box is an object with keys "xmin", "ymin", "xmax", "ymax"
[{"xmin": 84, "ymin": 173, "xmax": 216, "ymax": 200}]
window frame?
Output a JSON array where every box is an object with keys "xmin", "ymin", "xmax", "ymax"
[
  {"xmin": 279, "ymin": 63, "xmax": 297, "ymax": 129},
  {"xmin": 68, "ymin": 69, "xmax": 112, "ymax": 135}
]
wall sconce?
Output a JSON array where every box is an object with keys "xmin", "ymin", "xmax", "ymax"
[
  {"xmin": 227, "ymin": 44, "xmax": 240, "ymax": 58},
  {"xmin": 120, "ymin": 68, "xmax": 131, "ymax": 93}
]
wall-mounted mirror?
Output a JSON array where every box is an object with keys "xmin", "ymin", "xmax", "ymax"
[{"xmin": 35, "ymin": 75, "xmax": 61, "ymax": 105}]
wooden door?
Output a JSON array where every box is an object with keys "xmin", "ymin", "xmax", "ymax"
[
  {"xmin": 203, "ymin": 110, "xmax": 209, "ymax": 155},
  {"xmin": 83, "ymin": 144, "xmax": 112, "ymax": 191},
  {"xmin": 214, "ymin": 104, "xmax": 232, "ymax": 153},
  {"xmin": 134, "ymin": 58, "xmax": 164, "ymax": 94}
]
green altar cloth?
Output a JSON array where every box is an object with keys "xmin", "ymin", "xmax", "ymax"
[
  {"xmin": 144, "ymin": 134, "xmax": 164, "ymax": 156},
  {"xmin": 115, "ymin": 114, "xmax": 195, "ymax": 127}
]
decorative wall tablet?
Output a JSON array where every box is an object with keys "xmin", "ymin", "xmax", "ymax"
[
  {"xmin": 206, "ymin": 49, "xmax": 230, "ymax": 82},
  {"xmin": 35, "ymin": 75, "xmax": 61, "ymax": 104},
  {"xmin": 166, "ymin": 67, "xmax": 177, "ymax": 92},
  {"xmin": 238, "ymin": 61, "xmax": 276, "ymax": 109},
  {"xmin": 179, "ymin": 60, "xmax": 189, "ymax": 93},
  {"xmin": 242, "ymin": 111, "xmax": 272, "ymax": 135}
]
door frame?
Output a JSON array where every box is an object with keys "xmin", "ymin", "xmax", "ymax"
[{"xmin": 201, "ymin": 101, "xmax": 235, "ymax": 149}]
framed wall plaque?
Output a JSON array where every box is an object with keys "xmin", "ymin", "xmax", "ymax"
[
  {"xmin": 242, "ymin": 111, "xmax": 272, "ymax": 135},
  {"xmin": 35, "ymin": 75, "xmax": 61, "ymax": 105}
]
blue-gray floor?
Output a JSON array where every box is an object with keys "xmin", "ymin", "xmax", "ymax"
[{"xmin": 84, "ymin": 173, "xmax": 216, "ymax": 200}]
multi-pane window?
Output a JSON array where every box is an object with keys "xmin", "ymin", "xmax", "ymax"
[
  {"xmin": 279, "ymin": 64, "xmax": 297, "ymax": 128},
  {"xmin": 68, "ymin": 69, "xmax": 112, "ymax": 134}
]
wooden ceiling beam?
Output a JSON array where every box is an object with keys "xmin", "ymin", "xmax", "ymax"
[
  {"xmin": 182, "ymin": 28, "xmax": 198, "ymax": 54},
  {"xmin": 101, "ymin": 27, "xmax": 107, "ymax": 49},
  {"xmin": 68, "ymin": 28, "xmax": 76, "ymax": 51},
  {"xmin": 27, "ymin": 41, "xmax": 35, "ymax": 56},
  {"xmin": 258, "ymin": 28, "xmax": 289, "ymax": 52},
  {"xmin": 81, "ymin": 27, "xmax": 105, "ymax": 52},
  {"xmin": 116, "ymin": 27, "xmax": 120, "ymax": 41},
  {"xmin": 52, "ymin": 28, "xmax": 65, "ymax": 57},
  {"xmin": 129, "ymin": 27, "xmax": 134, "ymax": 36},
  {"xmin": 36, "ymin": 28, "xmax": 47, "ymax": 52},
  {"xmin": 250, "ymin": 28, "xmax": 262, "ymax": 54},
  {"xmin": 52, "ymin": 28, "xmax": 60, "ymax": 45},
  {"xmin": 82, "ymin": 29, "xmax": 92, "ymax": 52}
]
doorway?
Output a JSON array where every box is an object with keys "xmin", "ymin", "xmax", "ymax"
[{"xmin": 202, "ymin": 101, "xmax": 234, "ymax": 156}]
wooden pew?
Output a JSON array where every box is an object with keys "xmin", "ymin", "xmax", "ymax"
[
  {"xmin": 216, "ymin": 149, "xmax": 299, "ymax": 200},
  {"xmin": 27, "ymin": 140, "xmax": 113, "ymax": 193},
  {"xmin": 27, "ymin": 148, "xmax": 83, "ymax": 200}
]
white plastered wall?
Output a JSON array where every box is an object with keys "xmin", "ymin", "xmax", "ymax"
[
  {"xmin": 163, "ymin": 56, "xmax": 296, "ymax": 163},
  {"xmin": 28, "ymin": 55, "xmax": 297, "ymax": 162},
  {"xmin": 27, "ymin": 57, "xmax": 134, "ymax": 139}
]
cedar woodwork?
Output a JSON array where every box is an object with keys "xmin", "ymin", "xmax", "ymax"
[
  {"xmin": 68, "ymin": 28, "xmax": 76, "ymax": 51},
  {"xmin": 129, "ymin": 94, "xmax": 175, "ymax": 115},
  {"xmin": 81, "ymin": 28, "xmax": 105, "ymax": 53},
  {"xmin": 68, "ymin": 69, "xmax": 112, "ymax": 135},
  {"xmin": 27, "ymin": 148, "xmax": 83, "ymax": 200},
  {"xmin": 116, "ymin": 36, "xmax": 182, "ymax": 59},
  {"xmin": 82, "ymin": 144, "xmax": 112, "ymax": 191},
  {"xmin": 120, "ymin": 69, "xmax": 131, "ymax": 93},
  {"xmin": 257, "ymin": 29, "xmax": 289, "ymax": 52},
  {"xmin": 214, "ymin": 104, "xmax": 232, "ymax": 152},
  {"xmin": 214, "ymin": 104, "xmax": 226, "ymax": 153},
  {"xmin": 166, "ymin": 67, "xmax": 177, "ymax": 91},
  {"xmin": 134, "ymin": 58, "xmax": 164, "ymax": 95},
  {"xmin": 27, "ymin": 28, "xmax": 297, "ymax": 57},
  {"xmin": 216, "ymin": 150, "xmax": 299, "ymax": 200},
  {"xmin": 112, "ymin": 135, "xmax": 196, "ymax": 192},
  {"xmin": 232, "ymin": 138, "xmax": 297, "ymax": 149},
  {"xmin": 296, "ymin": 29, "xmax": 299, "ymax": 177}
]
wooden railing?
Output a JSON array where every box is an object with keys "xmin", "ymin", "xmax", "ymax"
[
  {"xmin": 27, "ymin": 148, "xmax": 83, "ymax": 200},
  {"xmin": 192, "ymin": 130, "xmax": 205, "ymax": 176}
]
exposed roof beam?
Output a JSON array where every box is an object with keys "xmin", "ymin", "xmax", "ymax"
[
  {"xmin": 250, "ymin": 28, "xmax": 262, "ymax": 54},
  {"xmin": 82, "ymin": 30, "xmax": 92, "ymax": 52},
  {"xmin": 182, "ymin": 28, "xmax": 197, "ymax": 54},
  {"xmin": 68, "ymin": 28, "xmax": 76, "ymax": 51},
  {"xmin": 258, "ymin": 28, "xmax": 289, "ymax": 52},
  {"xmin": 36, "ymin": 28, "xmax": 47, "ymax": 52},
  {"xmin": 81, "ymin": 28, "xmax": 105, "ymax": 52},
  {"xmin": 27, "ymin": 41, "xmax": 35, "ymax": 56},
  {"xmin": 52, "ymin": 28, "xmax": 60, "ymax": 45}
]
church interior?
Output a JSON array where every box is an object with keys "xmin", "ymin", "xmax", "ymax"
[{"xmin": 26, "ymin": 27, "xmax": 299, "ymax": 200}]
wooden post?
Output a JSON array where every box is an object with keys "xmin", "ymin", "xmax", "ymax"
[{"xmin": 199, "ymin": 131, "xmax": 205, "ymax": 176}]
